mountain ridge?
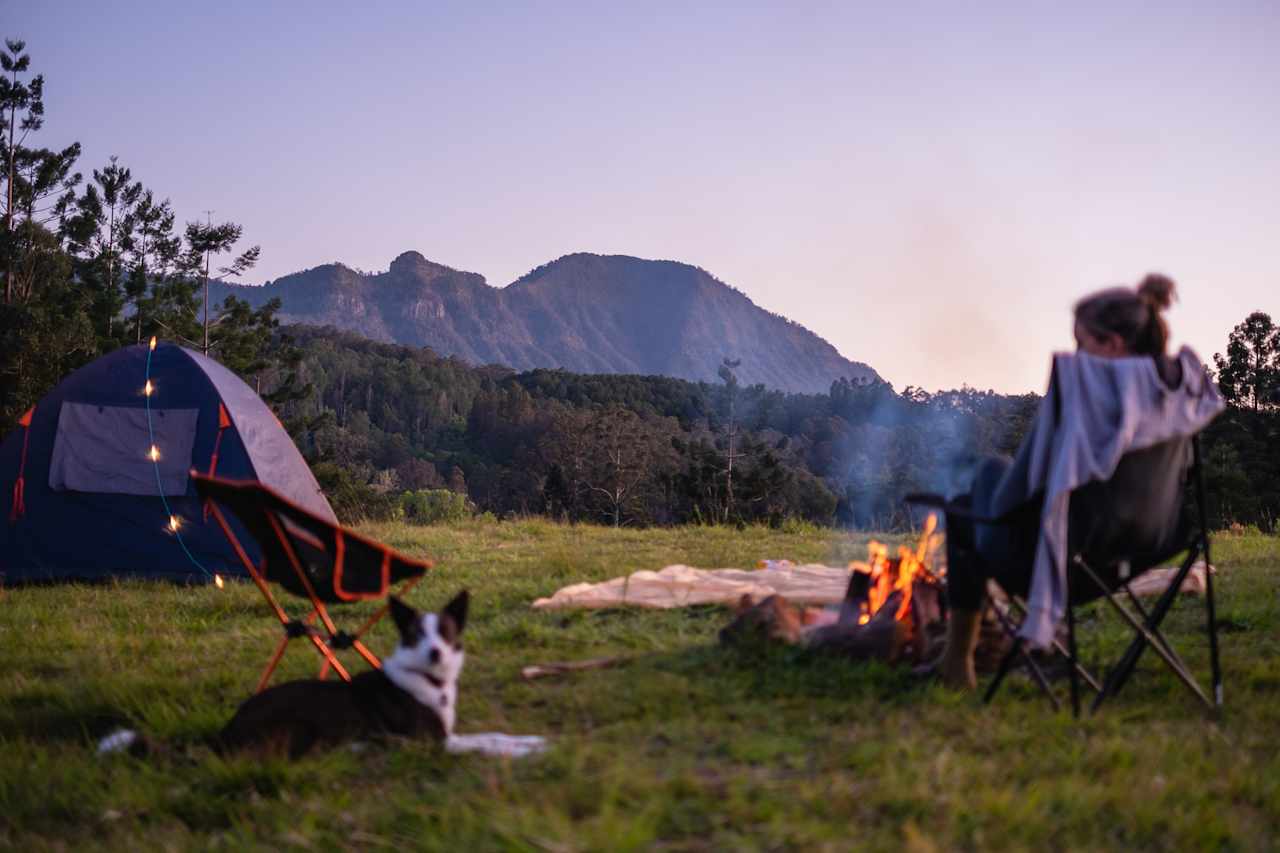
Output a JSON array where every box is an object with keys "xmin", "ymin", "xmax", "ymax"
[{"xmin": 210, "ymin": 251, "xmax": 879, "ymax": 393}]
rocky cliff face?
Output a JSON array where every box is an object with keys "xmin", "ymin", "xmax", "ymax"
[{"xmin": 210, "ymin": 251, "xmax": 878, "ymax": 393}]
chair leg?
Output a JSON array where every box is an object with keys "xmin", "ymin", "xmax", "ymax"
[
  {"xmin": 1067, "ymin": 597, "xmax": 1080, "ymax": 718},
  {"xmin": 1192, "ymin": 440, "xmax": 1224, "ymax": 710},
  {"xmin": 982, "ymin": 632, "xmax": 1062, "ymax": 711},
  {"xmin": 1204, "ymin": 538, "xmax": 1223, "ymax": 710},
  {"xmin": 257, "ymin": 634, "xmax": 291, "ymax": 694},
  {"xmin": 1081, "ymin": 554, "xmax": 1213, "ymax": 712},
  {"xmin": 352, "ymin": 640, "xmax": 380, "ymax": 671},
  {"xmin": 1008, "ymin": 595, "xmax": 1102, "ymax": 694},
  {"xmin": 983, "ymin": 637, "xmax": 1023, "ymax": 704},
  {"xmin": 310, "ymin": 635, "xmax": 350, "ymax": 681}
]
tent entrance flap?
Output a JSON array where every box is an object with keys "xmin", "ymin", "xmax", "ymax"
[{"xmin": 48, "ymin": 403, "xmax": 199, "ymax": 496}]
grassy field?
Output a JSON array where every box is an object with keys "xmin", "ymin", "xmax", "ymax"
[{"xmin": 0, "ymin": 520, "xmax": 1277, "ymax": 851}]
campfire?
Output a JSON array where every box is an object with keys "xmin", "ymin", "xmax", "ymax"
[
  {"xmin": 721, "ymin": 515, "xmax": 964, "ymax": 666},
  {"xmin": 847, "ymin": 513, "xmax": 941, "ymax": 626}
]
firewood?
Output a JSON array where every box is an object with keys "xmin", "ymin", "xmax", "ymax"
[
  {"xmin": 520, "ymin": 656, "xmax": 629, "ymax": 680},
  {"xmin": 805, "ymin": 590, "xmax": 909, "ymax": 662}
]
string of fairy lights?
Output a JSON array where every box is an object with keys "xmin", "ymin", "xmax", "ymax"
[{"xmin": 144, "ymin": 336, "xmax": 223, "ymax": 588}]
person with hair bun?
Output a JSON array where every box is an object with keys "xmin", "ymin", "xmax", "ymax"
[
  {"xmin": 1073, "ymin": 274, "xmax": 1181, "ymax": 382},
  {"xmin": 932, "ymin": 273, "xmax": 1225, "ymax": 691}
]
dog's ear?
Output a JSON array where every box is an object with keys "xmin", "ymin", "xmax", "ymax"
[
  {"xmin": 389, "ymin": 596, "xmax": 422, "ymax": 644},
  {"xmin": 734, "ymin": 593, "xmax": 755, "ymax": 615},
  {"xmin": 442, "ymin": 589, "xmax": 469, "ymax": 637}
]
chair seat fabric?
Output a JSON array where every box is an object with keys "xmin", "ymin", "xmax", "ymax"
[{"xmin": 194, "ymin": 475, "xmax": 428, "ymax": 603}]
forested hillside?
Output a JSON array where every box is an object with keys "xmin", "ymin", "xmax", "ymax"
[
  {"xmin": 255, "ymin": 323, "xmax": 1278, "ymax": 531},
  {"xmin": 267, "ymin": 325, "xmax": 1038, "ymax": 526}
]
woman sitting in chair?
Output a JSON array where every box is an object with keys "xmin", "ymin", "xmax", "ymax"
[{"xmin": 938, "ymin": 273, "xmax": 1219, "ymax": 690}]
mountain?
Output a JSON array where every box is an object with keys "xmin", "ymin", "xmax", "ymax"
[{"xmin": 210, "ymin": 251, "xmax": 879, "ymax": 393}]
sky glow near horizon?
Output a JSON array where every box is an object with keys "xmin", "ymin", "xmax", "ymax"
[{"xmin": 11, "ymin": 1, "xmax": 1278, "ymax": 393}]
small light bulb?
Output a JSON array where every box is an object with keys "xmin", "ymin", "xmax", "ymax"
[
  {"xmin": 149, "ymin": 336, "xmax": 157, "ymax": 351},
  {"xmin": 215, "ymin": 574, "xmax": 225, "ymax": 589},
  {"xmin": 148, "ymin": 445, "xmax": 160, "ymax": 462},
  {"xmin": 144, "ymin": 380, "xmax": 154, "ymax": 396},
  {"xmin": 168, "ymin": 514, "xmax": 181, "ymax": 532}
]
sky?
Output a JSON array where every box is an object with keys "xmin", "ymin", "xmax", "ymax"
[{"xmin": 9, "ymin": 1, "xmax": 1279, "ymax": 393}]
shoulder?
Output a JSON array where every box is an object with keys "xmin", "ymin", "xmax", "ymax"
[{"xmin": 1154, "ymin": 354, "xmax": 1183, "ymax": 389}]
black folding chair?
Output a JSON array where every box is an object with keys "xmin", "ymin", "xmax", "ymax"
[{"xmin": 909, "ymin": 434, "xmax": 1222, "ymax": 717}]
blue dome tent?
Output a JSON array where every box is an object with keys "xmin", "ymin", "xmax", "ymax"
[{"xmin": 0, "ymin": 340, "xmax": 336, "ymax": 584}]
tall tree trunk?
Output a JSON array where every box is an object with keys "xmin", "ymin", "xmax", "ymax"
[
  {"xmin": 4, "ymin": 83, "xmax": 16, "ymax": 304},
  {"xmin": 203, "ymin": 249, "xmax": 211, "ymax": 355}
]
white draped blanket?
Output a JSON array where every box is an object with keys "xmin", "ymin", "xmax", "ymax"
[{"xmin": 531, "ymin": 561, "xmax": 853, "ymax": 610}]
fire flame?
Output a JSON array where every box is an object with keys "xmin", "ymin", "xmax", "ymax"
[
  {"xmin": 214, "ymin": 574, "xmax": 224, "ymax": 589},
  {"xmin": 851, "ymin": 513, "xmax": 939, "ymax": 625}
]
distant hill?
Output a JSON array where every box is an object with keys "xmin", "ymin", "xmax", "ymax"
[{"xmin": 210, "ymin": 251, "xmax": 878, "ymax": 393}]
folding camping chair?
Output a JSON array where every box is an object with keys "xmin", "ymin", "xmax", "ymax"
[
  {"xmin": 909, "ymin": 433, "xmax": 1222, "ymax": 717},
  {"xmin": 193, "ymin": 473, "xmax": 434, "ymax": 692}
]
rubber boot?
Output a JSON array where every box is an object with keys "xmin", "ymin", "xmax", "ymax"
[{"xmin": 939, "ymin": 607, "xmax": 984, "ymax": 690}]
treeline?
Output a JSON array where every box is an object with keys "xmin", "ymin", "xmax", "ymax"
[
  {"xmin": 1201, "ymin": 311, "xmax": 1280, "ymax": 530},
  {"xmin": 265, "ymin": 326, "xmax": 1042, "ymax": 527},
  {"xmin": 267, "ymin": 319, "xmax": 1279, "ymax": 532}
]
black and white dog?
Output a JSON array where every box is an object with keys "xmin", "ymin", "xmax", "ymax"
[{"xmin": 99, "ymin": 591, "xmax": 545, "ymax": 759}]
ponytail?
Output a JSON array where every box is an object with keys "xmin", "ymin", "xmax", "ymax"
[{"xmin": 1074, "ymin": 273, "xmax": 1177, "ymax": 357}]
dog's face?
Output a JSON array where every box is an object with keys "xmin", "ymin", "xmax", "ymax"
[{"xmin": 386, "ymin": 591, "xmax": 468, "ymax": 687}]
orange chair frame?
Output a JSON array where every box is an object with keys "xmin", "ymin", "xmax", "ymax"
[{"xmin": 199, "ymin": 477, "xmax": 433, "ymax": 693}]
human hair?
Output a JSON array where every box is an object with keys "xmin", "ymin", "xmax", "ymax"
[{"xmin": 1073, "ymin": 273, "xmax": 1177, "ymax": 357}]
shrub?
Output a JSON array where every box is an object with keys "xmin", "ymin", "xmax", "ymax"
[
  {"xmin": 311, "ymin": 462, "xmax": 401, "ymax": 524},
  {"xmin": 399, "ymin": 489, "xmax": 472, "ymax": 525}
]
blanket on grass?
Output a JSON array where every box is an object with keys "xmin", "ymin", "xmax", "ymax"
[
  {"xmin": 531, "ymin": 559, "xmax": 1214, "ymax": 611},
  {"xmin": 531, "ymin": 561, "xmax": 851, "ymax": 610}
]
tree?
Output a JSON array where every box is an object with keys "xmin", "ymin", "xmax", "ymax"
[
  {"xmin": 717, "ymin": 357, "xmax": 741, "ymax": 522},
  {"xmin": 181, "ymin": 219, "xmax": 260, "ymax": 354},
  {"xmin": 2, "ymin": 38, "xmax": 37, "ymax": 301},
  {"xmin": 538, "ymin": 408, "xmax": 594, "ymax": 519},
  {"xmin": 123, "ymin": 190, "xmax": 180, "ymax": 343},
  {"xmin": 580, "ymin": 406, "xmax": 672, "ymax": 527},
  {"xmin": 1214, "ymin": 312, "xmax": 1279, "ymax": 412},
  {"xmin": 2, "ymin": 39, "xmax": 82, "ymax": 307},
  {"xmin": 62, "ymin": 156, "xmax": 142, "ymax": 343}
]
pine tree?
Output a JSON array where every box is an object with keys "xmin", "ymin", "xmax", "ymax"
[
  {"xmin": 1214, "ymin": 312, "xmax": 1279, "ymax": 412},
  {"xmin": 180, "ymin": 220, "xmax": 259, "ymax": 355}
]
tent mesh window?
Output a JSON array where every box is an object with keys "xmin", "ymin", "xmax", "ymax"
[{"xmin": 48, "ymin": 403, "xmax": 199, "ymax": 496}]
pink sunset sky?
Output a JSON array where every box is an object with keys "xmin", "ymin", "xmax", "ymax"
[{"xmin": 12, "ymin": 1, "xmax": 1278, "ymax": 392}]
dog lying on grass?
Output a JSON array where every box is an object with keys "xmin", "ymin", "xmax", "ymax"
[{"xmin": 99, "ymin": 591, "xmax": 546, "ymax": 760}]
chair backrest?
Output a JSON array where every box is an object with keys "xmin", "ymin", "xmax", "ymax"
[
  {"xmin": 193, "ymin": 474, "xmax": 431, "ymax": 603},
  {"xmin": 1067, "ymin": 435, "xmax": 1194, "ymax": 589}
]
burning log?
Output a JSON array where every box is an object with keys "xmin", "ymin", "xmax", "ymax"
[
  {"xmin": 719, "ymin": 593, "xmax": 809, "ymax": 646},
  {"xmin": 806, "ymin": 589, "xmax": 909, "ymax": 662},
  {"xmin": 721, "ymin": 518, "xmax": 953, "ymax": 666},
  {"xmin": 718, "ymin": 515, "xmax": 1008, "ymax": 670}
]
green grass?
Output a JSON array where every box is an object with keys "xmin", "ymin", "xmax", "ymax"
[{"xmin": 1, "ymin": 520, "xmax": 1277, "ymax": 851}]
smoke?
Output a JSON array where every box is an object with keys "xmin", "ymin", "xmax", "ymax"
[{"xmin": 834, "ymin": 383, "xmax": 1033, "ymax": 529}]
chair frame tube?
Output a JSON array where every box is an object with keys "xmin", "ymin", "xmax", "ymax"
[{"xmin": 207, "ymin": 498, "xmax": 424, "ymax": 693}]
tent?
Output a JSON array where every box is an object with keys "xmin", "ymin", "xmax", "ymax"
[{"xmin": 0, "ymin": 340, "xmax": 336, "ymax": 584}]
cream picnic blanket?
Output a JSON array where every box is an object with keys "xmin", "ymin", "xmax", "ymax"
[
  {"xmin": 530, "ymin": 559, "xmax": 1213, "ymax": 611},
  {"xmin": 531, "ymin": 561, "xmax": 852, "ymax": 610}
]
